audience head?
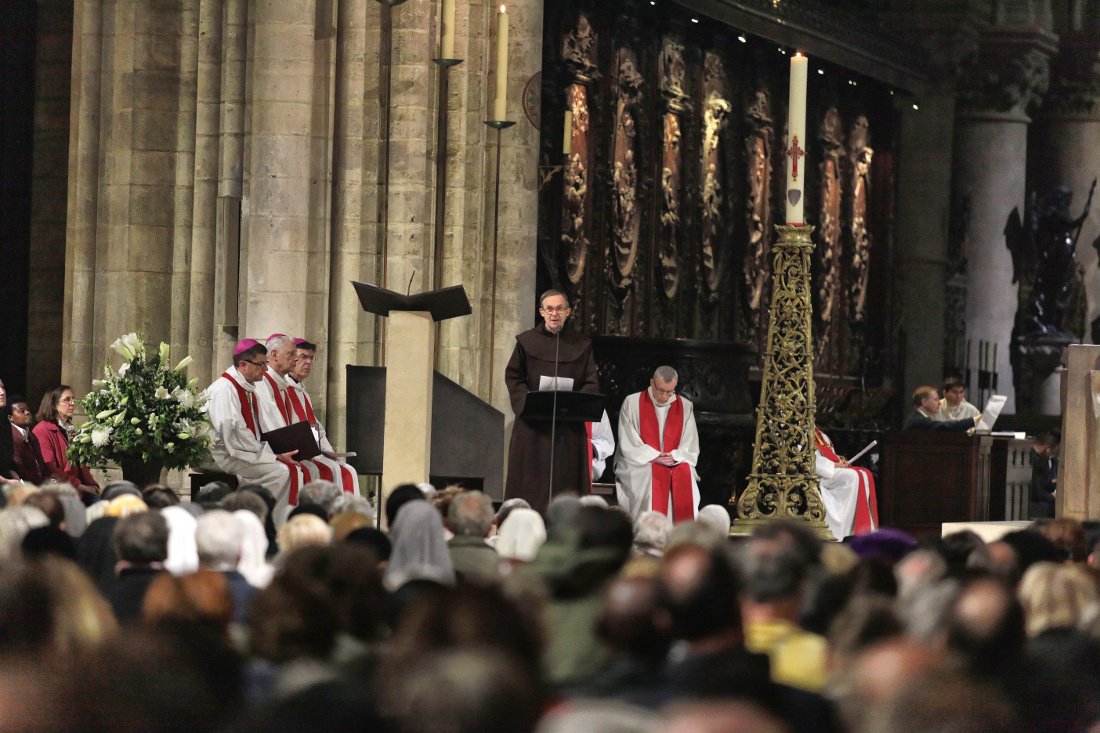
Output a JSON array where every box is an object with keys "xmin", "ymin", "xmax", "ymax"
[
  {"xmin": 22, "ymin": 491, "xmax": 64, "ymax": 529},
  {"xmin": 104, "ymin": 493, "xmax": 148, "ymax": 518},
  {"xmin": 344, "ymin": 527, "xmax": 392, "ymax": 564},
  {"xmin": 546, "ymin": 495, "xmax": 583, "ymax": 538},
  {"xmin": 36, "ymin": 385, "xmax": 75, "ymax": 424},
  {"xmin": 735, "ymin": 537, "xmax": 809, "ymax": 607},
  {"xmin": 196, "ymin": 481, "xmax": 234, "ymax": 507},
  {"xmin": 946, "ymin": 573, "xmax": 1026, "ymax": 674},
  {"xmin": 1036, "ymin": 518, "xmax": 1088, "ymax": 562},
  {"xmin": 287, "ymin": 502, "xmax": 328, "ymax": 523},
  {"xmin": 495, "ymin": 498, "xmax": 530, "ymax": 530},
  {"xmin": 496, "ymin": 508, "xmax": 547, "ymax": 562},
  {"xmin": 278, "ymin": 544, "xmax": 387, "ymax": 643},
  {"xmin": 141, "ymin": 484, "xmax": 180, "ymax": 509},
  {"xmin": 195, "ymin": 510, "xmax": 244, "ymax": 569},
  {"xmin": 221, "ymin": 489, "xmax": 269, "ymax": 524},
  {"xmin": 113, "ymin": 511, "xmax": 169, "ymax": 565},
  {"xmin": 595, "ymin": 574, "xmax": 670, "ymax": 661},
  {"xmin": 329, "ymin": 493, "xmax": 374, "ymax": 523},
  {"xmin": 633, "ymin": 511, "xmax": 673, "ymax": 556},
  {"xmin": 142, "ymin": 570, "xmax": 233, "ymax": 632},
  {"xmin": 102, "ymin": 480, "xmax": 142, "ymax": 501},
  {"xmin": 447, "ymin": 491, "xmax": 495, "ymax": 538},
  {"xmin": 162, "ymin": 505, "xmax": 200, "ymax": 576},
  {"xmin": 1017, "ymin": 561, "xmax": 1098, "ymax": 637},
  {"xmin": 657, "ymin": 544, "xmax": 742, "ymax": 643},
  {"xmin": 298, "ymin": 480, "xmax": 341, "ymax": 517},
  {"xmin": 277, "ymin": 514, "xmax": 332, "ymax": 556},
  {"xmin": 697, "ymin": 504, "xmax": 732, "ymax": 536},
  {"xmin": 666, "ymin": 519, "xmax": 726, "ymax": 550},
  {"xmin": 386, "ymin": 483, "xmax": 426, "ymax": 528},
  {"xmin": 384, "ymin": 501, "xmax": 455, "ymax": 591},
  {"xmin": 0, "ymin": 505, "xmax": 50, "ymax": 563},
  {"xmin": 329, "ymin": 510, "xmax": 374, "ymax": 542}
]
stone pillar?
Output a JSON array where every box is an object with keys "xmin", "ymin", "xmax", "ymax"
[
  {"xmin": 954, "ymin": 23, "xmax": 1057, "ymax": 413},
  {"xmin": 240, "ymin": 0, "xmax": 318, "ymax": 339},
  {"xmin": 27, "ymin": 0, "xmax": 73, "ymax": 400},
  {"xmin": 1028, "ymin": 10, "xmax": 1100, "ymax": 413}
]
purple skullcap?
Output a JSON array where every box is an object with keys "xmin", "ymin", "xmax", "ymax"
[
  {"xmin": 845, "ymin": 527, "xmax": 919, "ymax": 562},
  {"xmin": 294, "ymin": 337, "xmax": 309, "ymax": 347},
  {"xmin": 266, "ymin": 333, "xmax": 287, "ymax": 342},
  {"xmin": 233, "ymin": 339, "xmax": 261, "ymax": 357}
]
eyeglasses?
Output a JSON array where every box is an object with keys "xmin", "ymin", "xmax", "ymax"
[
  {"xmin": 244, "ymin": 360, "xmax": 268, "ymax": 369},
  {"xmin": 541, "ymin": 306, "xmax": 571, "ymax": 314},
  {"xmin": 297, "ymin": 354, "xmax": 316, "ymax": 362},
  {"xmin": 652, "ymin": 385, "xmax": 677, "ymax": 396}
]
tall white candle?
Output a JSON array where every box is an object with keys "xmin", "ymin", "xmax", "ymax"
[
  {"xmin": 563, "ymin": 110, "xmax": 572, "ymax": 155},
  {"xmin": 785, "ymin": 52, "xmax": 808, "ymax": 225},
  {"xmin": 493, "ymin": 5, "xmax": 509, "ymax": 120},
  {"xmin": 441, "ymin": 0, "xmax": 455, "ymax": 59}
]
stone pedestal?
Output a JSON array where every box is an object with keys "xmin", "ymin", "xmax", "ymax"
[
  {"xmin": 1057, "ymin": 344, "xmax": 1100, "ymax": 520},
  {"xmin": 381, "ymin": 311, "xmax": 435, "ymax": 525}
]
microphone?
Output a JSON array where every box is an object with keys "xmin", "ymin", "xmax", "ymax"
[{"xmin": 548, "ymin": 320, "xmax": 561, "ymax": 507}]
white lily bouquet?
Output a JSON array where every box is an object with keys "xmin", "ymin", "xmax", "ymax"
[{"xmin": 68, "ymin": 333, "xmax": 214, "ymax": 471}]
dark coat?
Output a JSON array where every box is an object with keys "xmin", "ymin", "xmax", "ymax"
[
  {"xmin": 107, "ymin": 567, "xmax": 165, "ymax": 624},
  {"xmin": 11, "ymin": 424, "xmax": 48, "ymax": 485},
  {"xmin": 0, "ymin": 415, "xmax": 12, "ymax": 482},
  {"xmin": 504, "ymin": 324, "xmax": 599, "ymax": 514},
  {"xmin": 902, "ymin": 410, "xmax": 974, "ymax": 432}
]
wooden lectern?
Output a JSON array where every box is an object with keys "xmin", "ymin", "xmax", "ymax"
[{"xmin": 351, "ymin": 282, "xmax": 484, "ymax": 524}]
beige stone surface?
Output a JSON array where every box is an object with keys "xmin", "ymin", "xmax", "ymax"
[
  {"xmin": 1057, "ymin": 345, "xmax": 1100, "ymax": 520},
  {"xmin": 381, "ymin": 311, "xmax": 435, "ymax": 522}
]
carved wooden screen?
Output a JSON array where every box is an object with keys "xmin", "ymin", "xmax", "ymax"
[{"xmin": 536, "ymin": 0, "xmax": 898, "ymax": 386}]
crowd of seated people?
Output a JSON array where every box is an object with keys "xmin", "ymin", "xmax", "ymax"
[{"xmin": 0, "ymin": 472, "xmax": 1098, "ymax": 733}]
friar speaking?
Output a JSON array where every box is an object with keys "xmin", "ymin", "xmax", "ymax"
[{"xmin": 504, "ymin": 290, "xmax": 599, "ymax": 514}]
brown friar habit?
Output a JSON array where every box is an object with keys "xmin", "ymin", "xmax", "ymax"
[{"xmin": 504, "ymin": 323, "xmax": 599, "ymax": 514}]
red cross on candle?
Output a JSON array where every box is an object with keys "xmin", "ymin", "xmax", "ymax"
[{"xmin": 786, "ymin": 136, "xmax": 805, "ymax": 181}]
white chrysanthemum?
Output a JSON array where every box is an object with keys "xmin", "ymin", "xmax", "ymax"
[
  {"xmin": 173, "ymin": 387, "xmax": 195, "ymax": 409},
  {"xmin": 155, "ymin": 386, "xmax": 170, "ymax": 400},
  {"xmin": 90, "ymin": 427, "xmax": 112, "ymax": 447}
]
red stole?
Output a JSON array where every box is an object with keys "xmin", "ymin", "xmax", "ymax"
[
  {"xmin": 262, "ymin": 372, "xmax": 292, "ymax": 426},
  {"xmin": 814, "ymin": 428, "xmax": 878, "ymax": 534},
  {"xmin": 222, "ymin": 373, "xmax": 302, "ymax": 505},
  {"xmin": 287, "ymin": 380, "xmax": 356, "ymax": 494},
  {"xmin": 639, "ymin": 390, "xmax": 694, "ymax": 521}
]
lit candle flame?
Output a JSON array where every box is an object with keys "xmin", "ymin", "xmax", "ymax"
[{"xmin": 500, "ymin": 4, "xmax": 507, "ymax": 13}]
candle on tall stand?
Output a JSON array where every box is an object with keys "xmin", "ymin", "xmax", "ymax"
[
  {"xmin": 441, "ymin": 0, "xmax": 455, "ymax": 58},
  {"xmin": 562, "ymin": 110, "xmax": 572, "ymax": 156},
  {"xmin": 493, "ymin": 5, "xmax": 509, "ymax": 121},
  {"xmin": 785, "ymin": 52, "xmax": 808, "ymax": 226}
]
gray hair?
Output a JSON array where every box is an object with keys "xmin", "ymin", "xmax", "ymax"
[
  {"xmin": 633, "ymin": 511, "xmax": 672, "ymax": 553},
  {"xmin": 697, "ymin": 505, "xmax": 731, "ymax": 536},
  {"xmin": 195, "ymin": 509, "xmax": 244, "ymax": 568},
  {"xmin": 331, "ymin": 493, "xmax": 374, "ymax": 522},
  {"xmin": 0, "ymin": 506, "xmax": 50, "ymax": 563},
  {"xmin": 113, "ymin": 511, "xmax": 169, "ymax": 564},
  {"xmin": 652, "ymin": 365, "xmax": 678, "ymax": 382},
  {"xmin": 447, "ymin": 491, "xmax": 495, "ymax": 538},
  {"xmin": 299, "ymin": 480, "xmax": 341, "ymax": 516},
  {"xmin": 265, "ymin": 334, "xmax": 294, "ymax": 352}
]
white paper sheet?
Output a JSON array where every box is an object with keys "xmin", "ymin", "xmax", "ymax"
[
  {"xmin": 976, "ymin": 394, "xmax": 1008, "ymax": 432},
  {"xmin": 847, "ymin": 440, "xmax": 878, "ymax": 465},
  {"xmin": 538, "ymin": 375, "xmax": 574, "ymax": 391}
]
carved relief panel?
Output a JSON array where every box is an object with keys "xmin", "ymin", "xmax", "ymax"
[
  {"xmin": 743, "ymin": 88, "xmax": 774, "ymax": 342},
  {"xmin": 561, "ymin": 16, "xmax": 597, "ymax": 288},
  {"xmin": 700, "ymin": 52, "xmax": 732, "ymax": 308},
  {"xmin": 846, "ymin": 115, "xmax": 874, "ymax": 323},
  {"xmin": 609, "ymin": 48, "xmax": 643, "ymax": 298},
  {"xmin": 816, "ymin": 106, "xmax": 846, "ymax": 364}
]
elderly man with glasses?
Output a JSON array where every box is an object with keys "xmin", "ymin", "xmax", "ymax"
[
  {"xmin": 615, "ymin": 365, "xmax": 700, "ymax": 522},
  {"xmin": 203, "ymin": 339, "xmax": 306, "ymax": 523},
  {"xmin": 504, "ymin": 289, "xmax": 599, "ymax": 515}
]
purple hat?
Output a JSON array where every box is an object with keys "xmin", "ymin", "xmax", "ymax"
[
  {"xmin": 845, "ymin": 528, "xmax": 919, "ymax": 562},
  {"xmin": 233, "ymin": 338, "xmax": 261, "ymax": 357},
  {"xmin": 294, "ymin": 337, "xmax": 309, "ymax": 347},
  {"xmin": 266, "ymin": 333, "xmax": 287, "ymax": 342}
]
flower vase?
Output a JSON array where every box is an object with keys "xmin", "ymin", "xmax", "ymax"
[{"xmin": 119, "ymin": 458, "xmax": 164, "ymax": 489}]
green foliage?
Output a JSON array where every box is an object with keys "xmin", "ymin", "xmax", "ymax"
[{"xmin": 67, "ymin": 333, "xmax": 213, "ymax": 471}]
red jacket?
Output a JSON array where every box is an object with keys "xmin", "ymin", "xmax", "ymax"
[
  {"xmin": 11, "ymin": 424, "xmax": 48, "ymax": 485},
  {"xmin": 32, "ymin": 420, "xmax": 98, "ymax": 489}
]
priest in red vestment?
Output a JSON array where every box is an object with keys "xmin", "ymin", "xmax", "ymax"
[
  {"xmin": 614, "ymin": 366, "xmax": 700, "ymax": 523},
  {"xmin": 814, "ymin": 427, "xmax": 878, "ymax": 537}
]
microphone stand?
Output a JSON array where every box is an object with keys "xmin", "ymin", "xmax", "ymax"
[{"xmin": 548, "ymin": 325, "xmax": 561, "ymax": 509}]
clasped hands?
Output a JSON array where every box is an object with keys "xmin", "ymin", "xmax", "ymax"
[{"xmin": 653, "ymin": 452, "xmax": 678, "ymax": 467}]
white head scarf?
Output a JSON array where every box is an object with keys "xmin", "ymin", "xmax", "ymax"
[
  {"xmin": 234, "ymin": 509, "xmax": 274, "ymax": 588},
  {"xmin": 496, "ymin": 508, "xmax": 547, "ymax": 562},
  {"xmin": 161, "ymin": 505, "xmax": 199, "ymax": 576},
  {"xmin": 697, "ymin": 505, "xmax": 732, "ymax": 537},
  {"xmin": 383, "ymin": 501, "xmax": 455, "ymax": 591}
]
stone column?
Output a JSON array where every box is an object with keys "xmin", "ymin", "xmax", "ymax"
[
  {"xmin": 27, "ymin": 0, "xmax": 73, "ymax": 400},
  {"xmin": 239, "ymin": 0, "xmax": 318, "ymax": 339},
  {"xmin": 954, "ymin": 24, "xmax": 1057, "ymax": 413},
  {"xmin": 1028, "ymin": 11, "xmax": 1100, "ymax": 413}
]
